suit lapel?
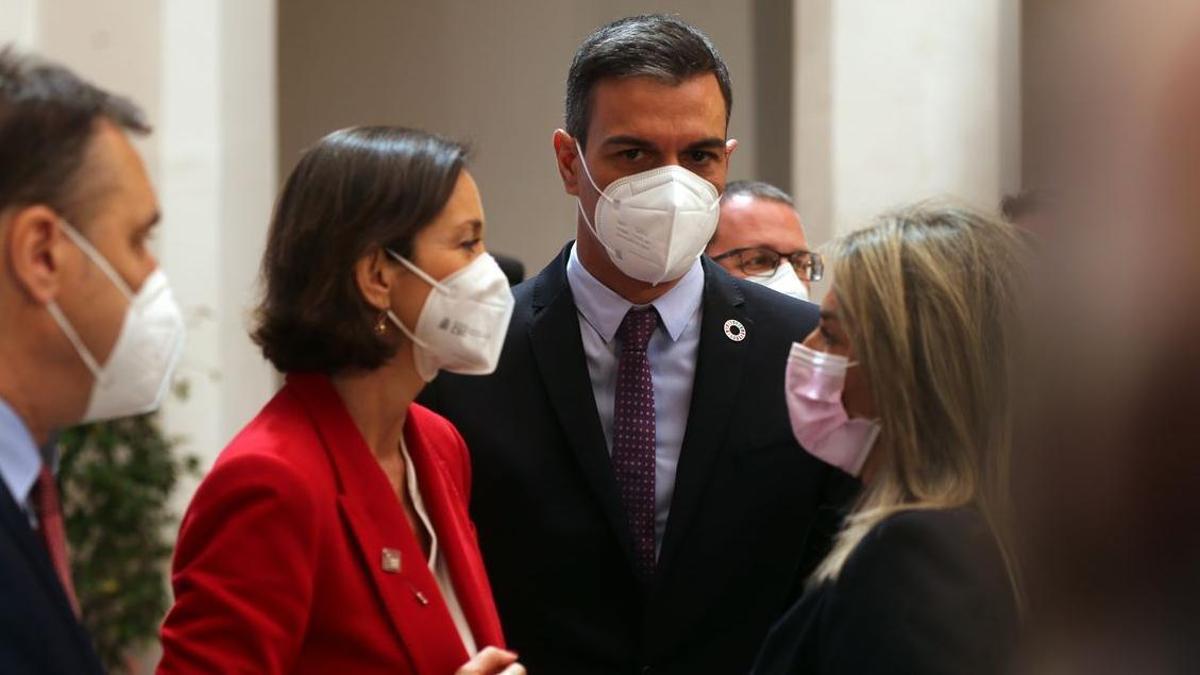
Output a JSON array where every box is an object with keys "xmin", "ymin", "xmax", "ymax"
[
  {"xmin": 528, "ymin": 246, "xmax": 639, "ymax": 569},
  {"xmin": 336, "ymin": 495, "xmax": 466, "ymax": 674},
  {"xmin": 0, "ymin": 471, "xmax": 99, "ymax": 665},
  {"xmin": 404, "ymin": 416, "xmax": 505, "ymax": 649},
  {"xmin": 288, "ymin": 374, "xmax": 468, "ymax": 675},
  {"xmin": 656, "ymin": 260, "xmax": 751, "ymax": 576}
]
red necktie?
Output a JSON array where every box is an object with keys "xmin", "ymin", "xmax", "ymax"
[
  {"xmin": 33, "ymin": 467, "xmax": 81, "ymax": 617},
  {"xmin": 612, "ymin": 307, "xmax": 659, "ymax": 578}
]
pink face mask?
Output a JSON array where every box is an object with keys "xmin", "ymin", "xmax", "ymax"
[{"xmin": 784, "ymin": 342, "xmax": 881, "ymax": 477}]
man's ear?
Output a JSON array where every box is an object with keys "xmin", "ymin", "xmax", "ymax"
[
  {"xmin": 553, "ymin": 129, "xmax": 583, "ymax": 197},
  {"xmin": 5, "ymin": 205, "xmax": 69, "ymax": 305},
  {"xmin": 354, "ymin": 248, "xmax": 396, "ymax": 314}
]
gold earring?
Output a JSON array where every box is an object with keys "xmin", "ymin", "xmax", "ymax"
[{"xmin": 374, "ymin": 312, "xmax": 389, "ymax": 336}]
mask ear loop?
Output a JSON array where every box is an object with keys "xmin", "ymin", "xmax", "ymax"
[
  {"xmin": 58, "ymin": 220, "xmax": 136, "ymax": 302},
  {"xmin": 382, "ymin": 249, "xmax": 438, "ymax": 349},
  {"xmin": 385, "ymin": 309, "xmax": 431, "ymax": 349},
  {"xmin": 386, "ymin": 249, "xmax": 446, "ymax": 292},
  {"xmin": 46, "ymin": 302, "xmax": 103, "ymax": 378},
  {"xmin": 47, "ymin": 220, "xmax": 135, "ymax": 379},
  {"xmin": 573, "ymin": 144, "xmax": 624, "ymax": 262}
]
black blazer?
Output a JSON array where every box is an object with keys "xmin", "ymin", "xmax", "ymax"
[
  {"xmin": 0, "ymin": 478, "xmax": 104, "ymax": 674},
  {"xmin": 751, "ymin": 507, "xmax": 1019, "ymax": 675},
  {"xmin": 421, "ymin": 244, "xmax": 854, "ymax": 675}
]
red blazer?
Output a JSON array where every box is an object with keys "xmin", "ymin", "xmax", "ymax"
[{"xmin": 158, "ymin": 373, "xmax": 505, "ymax": 674}]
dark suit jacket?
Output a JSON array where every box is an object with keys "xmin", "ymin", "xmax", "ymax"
[
  {"xmin": 421, "ymin": 244, "xmax": 854, "ymax": 674},
  {"xmin": 0, "ymin": 478, "xmax": 104, "ymax": 674},
  {"xmin": 751, "ymin": 507, "xmax": 1019, "ymax": 675}
]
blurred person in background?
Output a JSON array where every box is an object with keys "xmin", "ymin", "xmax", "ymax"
[
  {"xmin": 707, "ymin": 180, "xmax": 821, "ymax": 301},
  {"xmin": 420, "ymin": 14, "xmax": 853, "ymax": 675},
  {"xmin": 492, "ymin": 253, "xmax": 525, "ymax": 286},
  {"xmin": 1013, "ymin": 3, "xmax": 1200, "ymax": 673},
  {"xmin": 158, "ymin": 127, "xmax": 522, "ymax": 675},
  {"xmin": 752, "ymin": 203, "xmax": 1026, "ymax": 675},
  {"xmin": 0, "ymin": 48, "xmax": 185, "ymax": 674}
]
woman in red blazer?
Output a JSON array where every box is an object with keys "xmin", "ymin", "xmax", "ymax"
[{"xmin": 158, "ymin": 127, "xmax": 521, "ymax": 675}]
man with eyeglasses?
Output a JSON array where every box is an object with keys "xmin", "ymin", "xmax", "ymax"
[{"xmin": 707, "ymin": 180, "xmax": 822, "ymax": 301}]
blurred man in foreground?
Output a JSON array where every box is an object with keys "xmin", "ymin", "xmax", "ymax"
[{"xmin": 0, "ymin": 48, "xmax": 184, "ymax": 673}]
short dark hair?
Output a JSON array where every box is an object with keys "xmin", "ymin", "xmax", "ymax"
[
  {"xmin": 565, "ymin": 14, "xmax": 733, "ymax": 148},
  {"xmin": 722, "ymin": 179, "xmax": 795, "ymax": 207},
  {"xmin": 0, "ymin": 46, "xmax": 149, "ymax": 221},
  {"xmin": 253, "ymin": 126, "xmax": 469, "ymax": 374}
]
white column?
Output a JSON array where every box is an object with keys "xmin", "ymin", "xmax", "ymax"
[
  {"xmin": 0, "ymin": 0, "xmax": 38, "ymax": 46},
  {"xmin": 794, "ymin": 0, "xmax": 1021, "ymax": 243},
  {"xmin": 158, "ymin": 0, "xmax": 224, "ymax": 489},
  {"xmin": 159, "ymin": 0, "xmax": 278, "ymax": 488},
  {"xmin": 10, "ymin": 2, "xmax": 276, "ymax": 670},
  {"xmin": 216, "ymin": 0, "xmax": 278, "ymax": 440}
]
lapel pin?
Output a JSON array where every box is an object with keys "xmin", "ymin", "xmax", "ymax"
[
  {"xmin": 723, "ymin": 319, "xmax": 747, "ymax": 342},
  {"xmin": 381, "ymin": 547, "xmax": 401, "ymax": 573}
]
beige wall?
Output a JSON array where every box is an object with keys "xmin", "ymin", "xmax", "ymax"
[
  {"xmin": 794, "ymin": 0, "xmax": 1022, "ymax": 250},
  {"xmin": 278, "ymin": 0, "xmax": 767, "ymax": 274}
]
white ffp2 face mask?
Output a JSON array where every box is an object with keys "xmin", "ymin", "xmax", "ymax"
[
  {"xmin": 747, "ymin": 263, "xmax": 810, "ymax": 301},
  {"xmin": 386, "ymin": 250, "xmax": 515, "ymax": 382},
  {"xmin": 46, "ymin": 222, "xmax": 186, "ymax": 423},
  {"xmin": 576, "ymin": 151, "xmax": 721, "ymax": 285}
]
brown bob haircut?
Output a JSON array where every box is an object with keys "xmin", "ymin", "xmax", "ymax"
[{"xmin": 253, "ymin": 126, "xmax": 468, "ymax": 374}]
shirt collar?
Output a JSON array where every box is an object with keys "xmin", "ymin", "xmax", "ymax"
[
  {"xmin": 0, "ymin": 396, "xmax": 43, "ymax": 508},
  {"xmin": 566, "ymin": 242, "xmax": 704, "ymax": 344}
]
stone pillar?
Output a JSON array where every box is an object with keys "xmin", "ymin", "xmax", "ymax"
[{"xmin": 793, "ymin": 0, "xmax": 1022, "ymax": 248}]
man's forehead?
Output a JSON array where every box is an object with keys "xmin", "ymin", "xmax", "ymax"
[
  {"xmin": 722, "ymin": 196, "xmax": 800, "ymax": 224},
  {"xmin": 587, "ymin": 74, "xmax": 727, "ymax": 144},
  {"xmin": 78, "ymin": 121, "xmax": 157, "ymax": 219},
  {"xmin": 87, "ymin": 121, "xmax": 154, "ymax": 194},
  {"xmin": 718, "ymin": 197, "xmax": 806, "ymax": 248}
]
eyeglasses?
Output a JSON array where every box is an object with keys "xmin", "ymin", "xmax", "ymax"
[{"xmin": 710, "ymin": 246, "xmax": 824, "ymax": 282}]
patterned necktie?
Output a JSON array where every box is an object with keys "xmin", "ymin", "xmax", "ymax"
[
  {"xmin": 33, "ymin": 467, "xmax": 81, "ymax": 617},
  {"xmin": 612, "ymin": 306, "xmax": 659, "ymax": 578}
]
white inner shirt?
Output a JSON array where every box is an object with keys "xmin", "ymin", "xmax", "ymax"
[{"xmin": 400, "ymin": 438, "xmax": 478, "ymax": 657}]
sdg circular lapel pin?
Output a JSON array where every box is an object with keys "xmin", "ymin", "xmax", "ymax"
[{"xmin": 724, "ymin": 319, "xmax": 747, "ymax": 342}]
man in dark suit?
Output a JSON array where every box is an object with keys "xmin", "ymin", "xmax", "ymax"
[
  {"xmin": 0, "ymin": 48, "xmax": 180, "ymax": 673},
  {"xmin": 421, "ymin": 15, "xmax": 852, "ymax": 675}
]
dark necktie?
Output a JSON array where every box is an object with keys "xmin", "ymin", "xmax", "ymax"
[
  {"xmin": 33, "ymin": 467, "xmax": 81, "ymax": 617},
  {"xmin": 613, "ymin": 306, "xmax": 659, "ymax": 578}
]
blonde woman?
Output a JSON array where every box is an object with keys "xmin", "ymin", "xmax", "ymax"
[{"xmin": 751, "ymin": 204, "xmax": 1025, "ymax": 675}]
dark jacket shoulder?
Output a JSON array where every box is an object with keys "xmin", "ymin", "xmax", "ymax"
[{"xmin": 820, "ymin": 507, "xmax": 1019, "ymax": 674}]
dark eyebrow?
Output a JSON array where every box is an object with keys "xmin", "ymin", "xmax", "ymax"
[
  {"xmin": 819, "ymin": 310, "xmax": 840, "ymax": 322},
  {"xmin": 601, "ymin": 135, "xmax": 657, "ymax": 150},
  {"xmin": 684, "ymin": 137, "xmax": 727, "ymax": 152},
  {"xmin": 459, "ymin": 218, "xmax": 483, "ymax": 234}
]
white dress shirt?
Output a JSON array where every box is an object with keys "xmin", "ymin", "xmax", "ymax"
[
  {"xmin": 0, "ymin": 396, "xmax": 47, "ymax": 528},
  {"xmin": 565, "ymin": 243, "xmax": 705, "ymax": 556},
  {"xmin": 400, "ymin": 438, "xmax": 478, "ymax": 657}
]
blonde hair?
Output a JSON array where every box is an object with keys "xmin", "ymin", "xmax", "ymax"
[{"xmin": 811, "ymin": 202, "xmax": 1026, "ymax": 606}]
